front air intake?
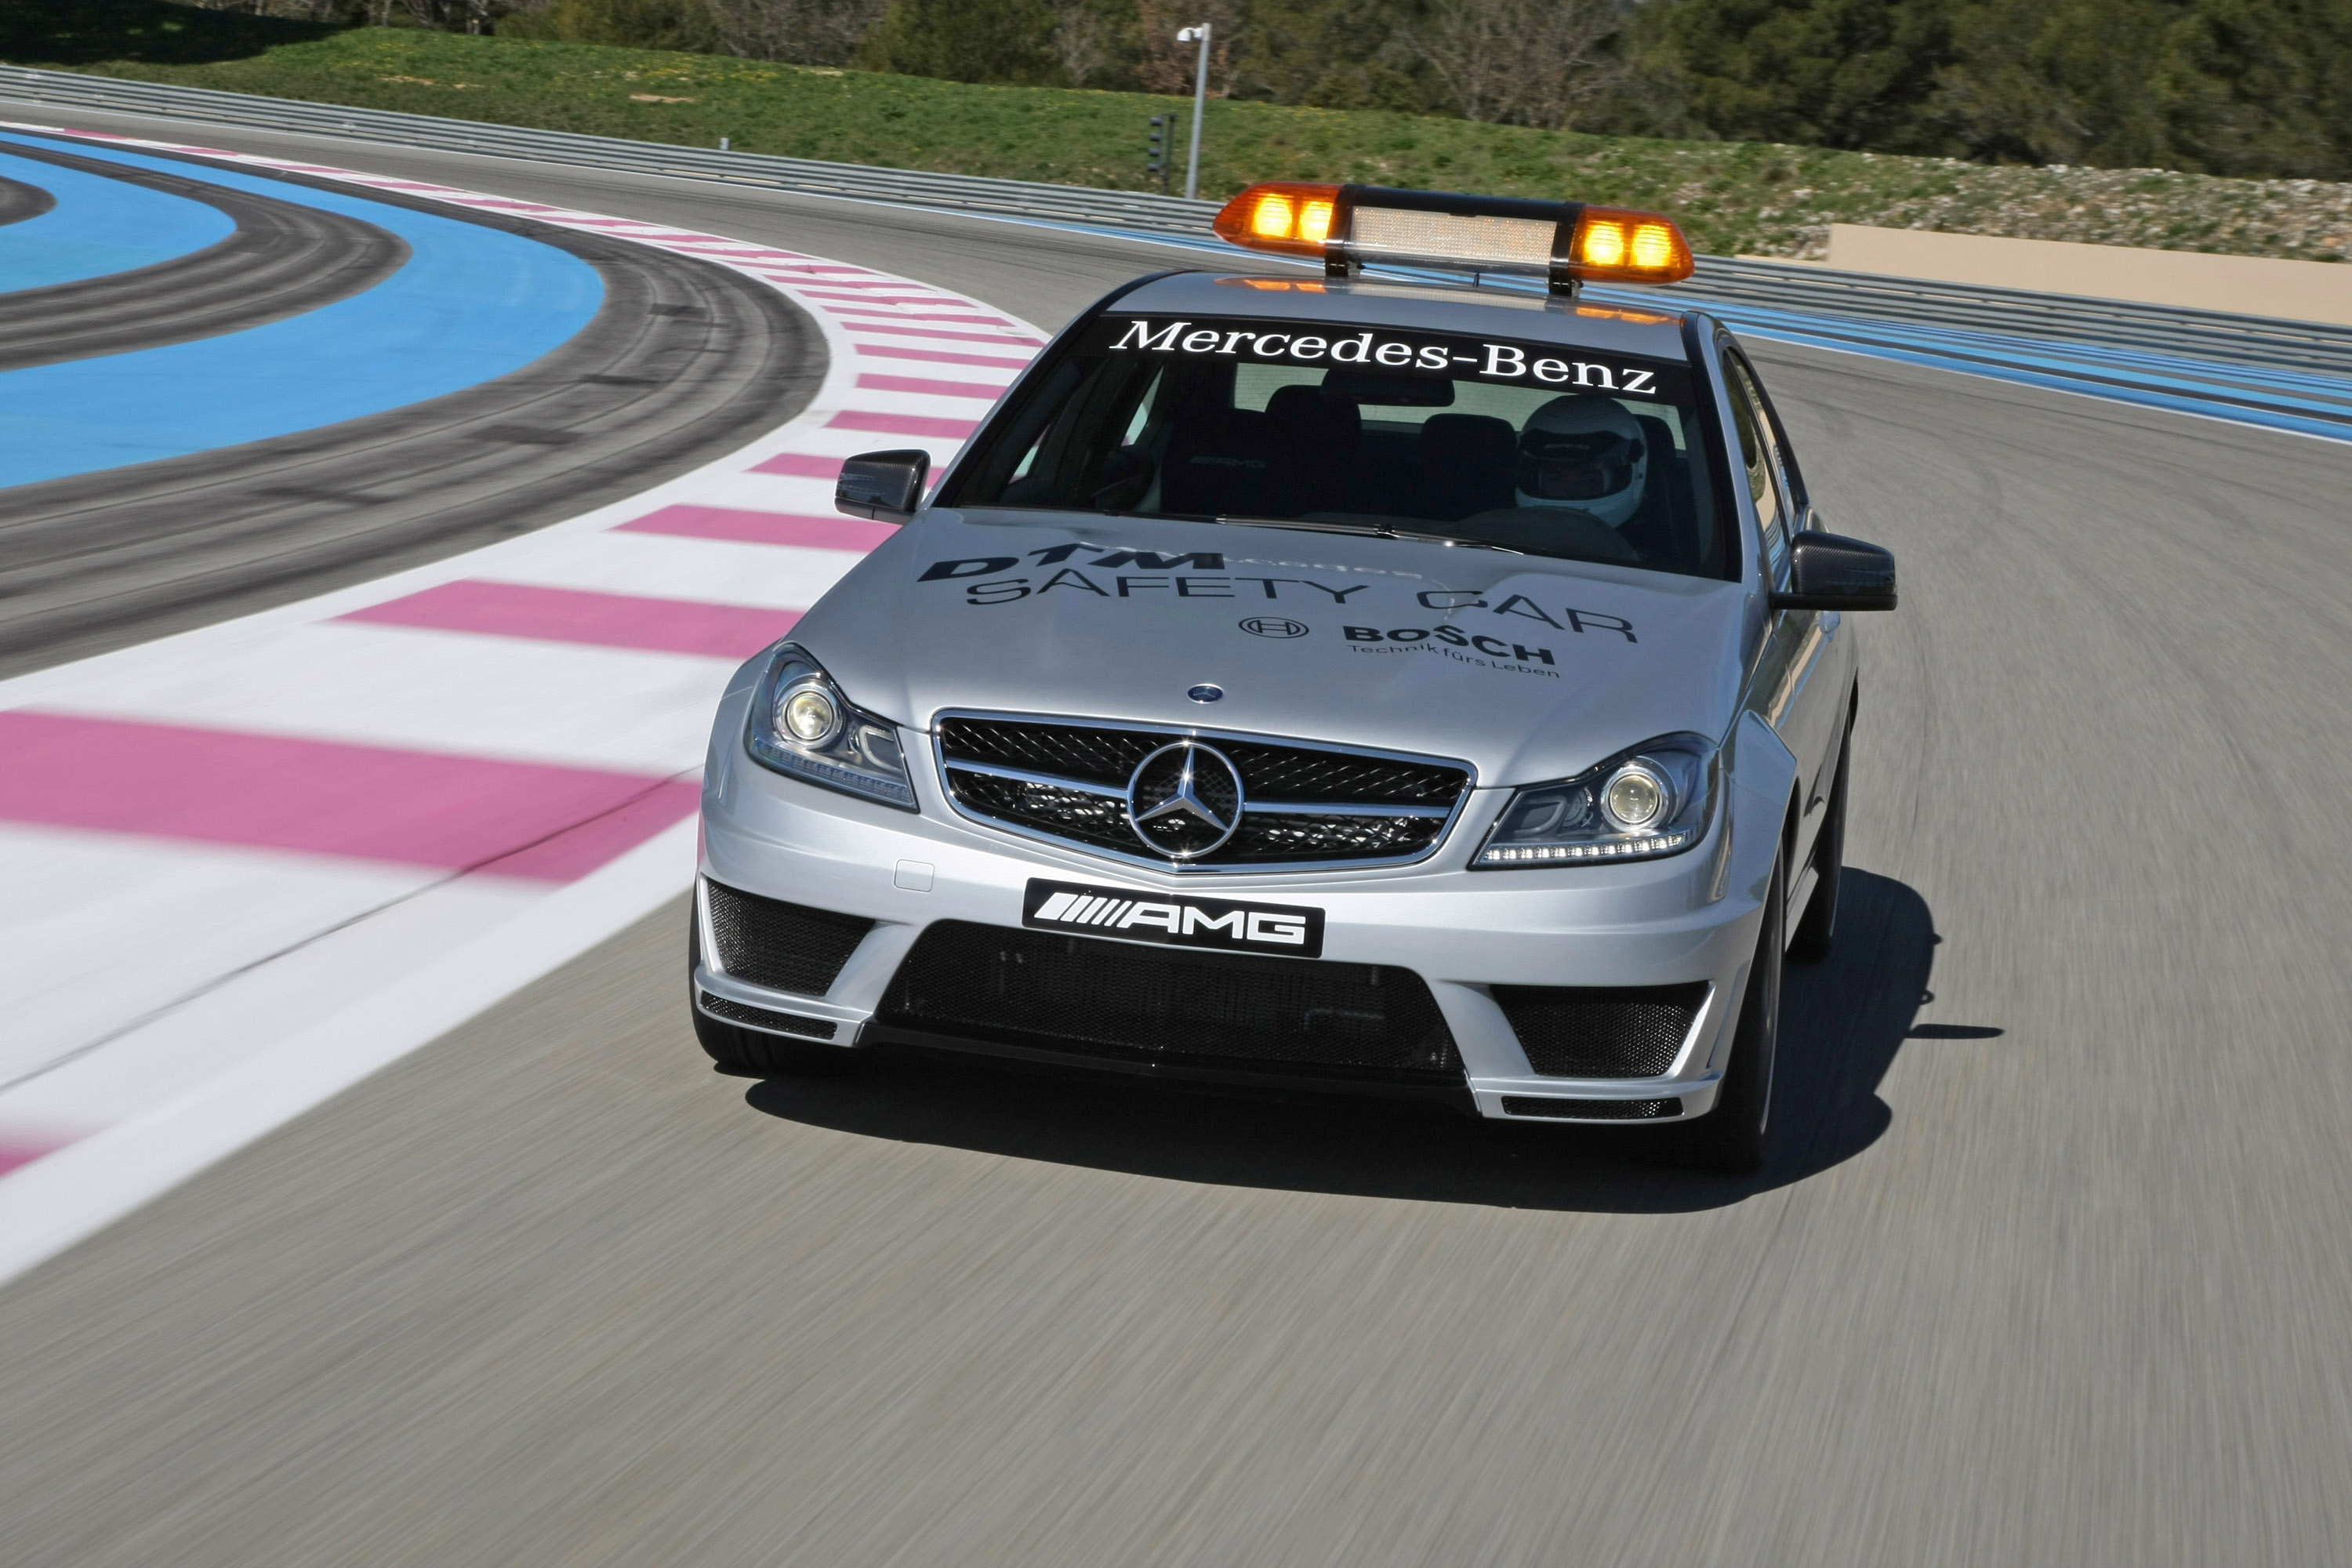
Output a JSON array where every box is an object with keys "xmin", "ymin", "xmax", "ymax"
[
  {"xmin": 1501, "ymin": 1096, "xmax": 1681, "ymax": 1120},
  {"xmin": 1493, "ymin": 982, "xmax": 1708, "ymax": 1078},
  {"xmin": 698, "ymin": 992, "xmax": 839, "ymax": 1040},
  {"xmin": 703, "ymin": 880, "xmax": 873, "ymax": 996},
  {"xmin": 877, "ymin": 920, "xmax": 1463, "ymax": 1080}
]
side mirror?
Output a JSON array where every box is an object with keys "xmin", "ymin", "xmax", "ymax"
[
  {"xmin": 1772, "ymin": 531, "xmax": 1896, "ymax": 612},
  {"xmin": 835, "ymin": 449, "xmax": 931, "ymax": 524}
]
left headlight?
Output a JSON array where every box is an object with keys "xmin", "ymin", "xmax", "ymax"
[
  {"xmin": 1475, "ymin": 732, "xmax": 1715, "ymax": 868},
  {"xmin": 744, "ymin": 643, "xmax": 918, "ymax": 811}
]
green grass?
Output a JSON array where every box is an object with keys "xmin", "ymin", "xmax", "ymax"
[{"xmin": 7, "ymin": 2, "xmax": 2350, "ymax": 262}]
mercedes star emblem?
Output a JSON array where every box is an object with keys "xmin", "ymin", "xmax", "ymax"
[{"xmin": 1125, "ymin": 741, "xmax": 1244, "ymax": 859}]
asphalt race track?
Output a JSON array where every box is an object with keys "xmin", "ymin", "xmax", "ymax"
[{"xmin": 2, "ymin": 106, "xmax": 2350, "ymax": 1565}]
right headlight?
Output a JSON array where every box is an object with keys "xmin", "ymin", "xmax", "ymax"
[
  {"xmin": 744, "ymin": 643, "xmax": 918, "ymax": 811},
  {"xmin": 1475, "ymin": 732, "xmax": 1716, "ymax": 867}
]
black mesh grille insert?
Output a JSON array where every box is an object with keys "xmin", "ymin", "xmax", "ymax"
[
  {"xmin": 704, "ymin": 880, "xmax": 874, "ymax": 996},
  {"xmin": 1224, "ymin": 813, "xmax": 1445, "ymax": 862},
  {"xmin": 1218, "ymin": 742, "xmax": 1464, "ymax": 806},
  {"xmin": 937, "ymin": 718, "xmax": 1149, "ymax": 786},
  {"xmin": 936, "ymin": 717, "xmax": 1468, "ymax": 868},
  {"xmin": 879, "ymin": 920, "xmax": 1463, "ymax": 1079},
  {"xmin": 947, "ymin": 771, "xmax": 1135, "ymax": 855},
  {"xmin": 1494, "ymin": 982, "xmax": 1708, "ymax": 1077},
  {"xmin": 699, "ymin": 992, "xmax": 839, "ymax": 1040},
  {"xmin": 1501, "ymin": 1096, "xmax": 1681, "ymax": 1120}
]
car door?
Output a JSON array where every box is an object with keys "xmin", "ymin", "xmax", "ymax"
[{"xmin": 1722, "ymin": 342, "xmax": 1843, "ymax": 871}]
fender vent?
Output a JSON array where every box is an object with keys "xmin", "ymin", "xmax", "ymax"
[
  {"xmin": 703, "ymin": 880, "xmax": 873, "ymax": 996},
  {"xmin": 1494, "ymin": 982, "xmax": 1708, "ymax": 1077}
]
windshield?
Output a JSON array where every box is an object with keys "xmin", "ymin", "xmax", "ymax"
[{"xmin": 939, "ymin": 311, "xmax": 1729, "ymax": 579}]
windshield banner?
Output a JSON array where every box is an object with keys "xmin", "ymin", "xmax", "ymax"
[{"xmin": 1086, "ymin": 314, "xmax": 1690, "ymax": 401}]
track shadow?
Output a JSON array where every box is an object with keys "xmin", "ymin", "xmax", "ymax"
[
  {"xmin": 748, "ymin": 868, "xmax": 1945, "ymax": 1214},
  {"xmin": 0, "ymin": 1, "xmax": 343, "ymax": 67}
]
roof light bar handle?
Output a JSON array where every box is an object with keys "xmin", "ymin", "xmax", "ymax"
[
  {"xmin": 1548, "ymin": 204, "xmax": 1586, "ymax": 297},
  {"xmin": 1323, "ymin": 186, "xmax": 1360, "ymax": 280}
]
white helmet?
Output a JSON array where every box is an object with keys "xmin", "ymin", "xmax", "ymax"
[{"xmin": 1514, "ymin": 395, "xmax": 1647, "ymax": 528}]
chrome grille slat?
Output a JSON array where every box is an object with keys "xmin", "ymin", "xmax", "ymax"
[
  {"xmin": 935, "ymin": 713, "xmax": 1473, "ymax": 873},
  {"xmin": 1247, "ymin": 800, "xmax": 1454, "ymax": 819}
]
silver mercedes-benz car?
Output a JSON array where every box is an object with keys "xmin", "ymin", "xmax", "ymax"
[{"xmin": 691, "ymin": 183, "xmax": 1896, "ymax": 1170}]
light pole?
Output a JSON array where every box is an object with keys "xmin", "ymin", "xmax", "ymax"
[{"xmin": 1175, "ymin": 23, "xmax": 1211, "ymax": 201}]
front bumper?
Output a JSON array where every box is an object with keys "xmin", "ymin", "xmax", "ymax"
[{"xmin": 697, "ymin": 718, "xmax": 1781, "ymax": 1123}]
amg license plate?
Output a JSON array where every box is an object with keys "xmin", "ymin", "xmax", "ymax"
[{"xmin": 1022, "ymin": 880, "xmax": 1325, "ymax": 958}]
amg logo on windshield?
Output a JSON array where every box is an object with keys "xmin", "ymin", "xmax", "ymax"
[{"xmin": 1022, "ymin": 879, "xmax": 1324, "ymax": 957}]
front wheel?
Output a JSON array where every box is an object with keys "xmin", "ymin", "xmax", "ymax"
[{"xmin": 1677, "ymin": 854, "xmax": 1784, "ymax": 1173}]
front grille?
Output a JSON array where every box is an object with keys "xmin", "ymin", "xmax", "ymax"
[
  {"xmin": 877, "ymin": 920, "xmax": 1463, "ymax": 1080},
  {"xmin": 698, "ymin": 991, "xmax": 839, "ymax": 1040},
  {"xmin": 1501, "ymin": 1096, "xmax": 1682, "ymax": 1120},
  {"xmin": 704, "ymin": 880, "xmax": 874, "ymax": 996},
  {"xmin": 935, "ymin": 715, "xmax": 1469, "ymax": 869},
  {"xmin": 1494, "ymin": 982, "xmax": 1708, "ymax": 1077}
]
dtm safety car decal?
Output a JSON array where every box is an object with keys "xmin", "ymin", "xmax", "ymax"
[
  {"xmin": 1087, "ymin": 315, "xmax": 1688, "ymax": 400},
  {"xmin": 1023, "ymin": 879, "xmax": 1323, "ymax": 956},
  {"xmin": 915, "ymin": 554, "xmax": 1639, "ymax": 642}
]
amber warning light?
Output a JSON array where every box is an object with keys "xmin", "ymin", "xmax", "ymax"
[
  {"xmin": 1210, "ymin": 183, "xmax": 1694, "ymax": 291},
  {"xmin": 1212, "ymin": 182, "xmax": 1341, "ymax": 258}
]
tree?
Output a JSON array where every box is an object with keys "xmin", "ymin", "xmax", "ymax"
[
  {"xmin": 1637, "ymin": 0, "xmax": 1955, "ymax": 151},
  {"xmin": 703, "ymin": 0, "xmax": 888, "ymax": 63},
  {"xmin": 1134, "ymin": 0, "xmax": 1240, "ymax": 96},
  {"xmin": 1418, "ymin": 0, "xmax": 1623, "ymax": 128},
  {"xmin": 858, "ymin": 0, "xmax": 1060, "ymax": 83}
]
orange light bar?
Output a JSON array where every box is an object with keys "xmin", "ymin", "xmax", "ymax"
[
  {"xmin": 1212, "ymin": 182, "xmax": 1696, "ymax": 290},
  {"xmin": 1213, "ymin": 182, "xmax": 1342, "ymax": 260},
  {"xmin": 1566, "ymin": 206, "xmax": 1694, "ymax": 285}
]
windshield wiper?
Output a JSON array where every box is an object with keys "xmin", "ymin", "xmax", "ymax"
[
  {"xmin": 1212, "ymin": 514, "xmax": 1392, "ymax": 537},
  {"xmin": 1217, "ymin": 515, "xmax": 1530, "ymax": 556},
  {"xmin": 1384, "ymin": 528, "xmax": 1526, "ymax": 555}
]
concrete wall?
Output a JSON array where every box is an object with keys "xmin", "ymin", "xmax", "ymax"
[{"xmin": 1821, "ymin": 223, "xmax": 2352, "ymax": 327}]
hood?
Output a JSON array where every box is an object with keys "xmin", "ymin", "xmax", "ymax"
[{"xmin": 791, "ymin": 510, "xmax": 1749, "ymax": 786}]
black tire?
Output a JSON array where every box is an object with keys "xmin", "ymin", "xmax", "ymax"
[
  {"xmin": 1787, "ymin": 710, "xmax": 1851, "ymax": 964},
  {"xmin": 693, "ymin": 1005, "xmax": 762, "ymax": 1077},
  {"xmin": 687, "ymin": 907, "xmax": 848, "ymax": 1078},
  {"xmin": 1678, "ymin": 853, "xmax": 1784, "ymax": 1173}
]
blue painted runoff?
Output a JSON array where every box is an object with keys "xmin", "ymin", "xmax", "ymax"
[
  {"xmin": 0, "ymin": 147, "xmax": 236, "ymax": 292},
  {"xmin": 0, "ymin": 132, "xmax": 604, "ymax": 490}
]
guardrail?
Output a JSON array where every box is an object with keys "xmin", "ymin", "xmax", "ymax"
[
  {"xmin": 0, "ymin": 64, "xmax": 1221, "ymax": 234},
  {"xmin": 4, "ymin": 61, "xmax": 2350, "ymax": 427}
]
